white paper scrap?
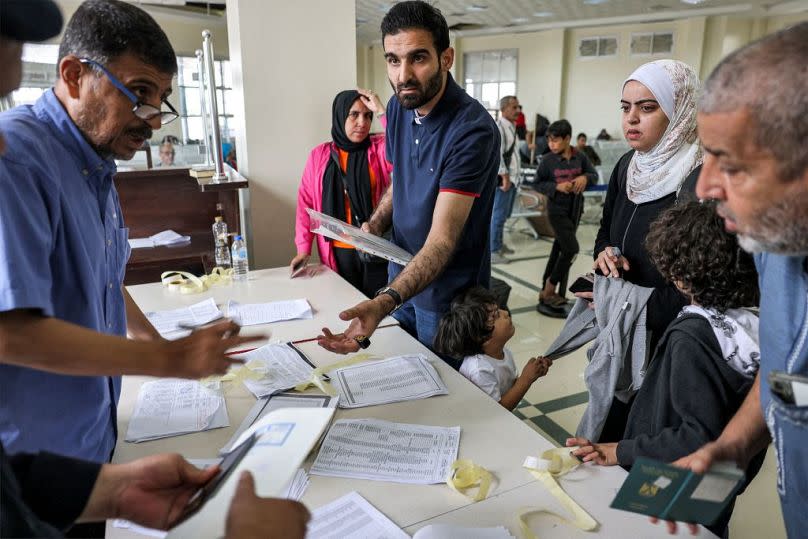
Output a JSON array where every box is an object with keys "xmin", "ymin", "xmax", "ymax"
[
  {"xmin": 310, "ymin": 419, "xmax": 460, "ymax": 484},
  {"xmin": 227, "ymin": 299, "xmax": 313, "ymax": 326},
  {"xmin": 413, "ymin": 524, "xmax": 516, "ymax": 539},
  {"xmin": 238, "ymin": 344, "xmax": 315, "ymax": 399},
  {"xmin": 145, "ymin": 298, "xmax": 222, "ymax": 338},
  {"xmin": 307, "ymin": 491, "xmax": 409, "ymax": 539}
]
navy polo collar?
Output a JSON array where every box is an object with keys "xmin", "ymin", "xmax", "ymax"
[
  {"xmin": 411, "ymin": 72, "xmax": 466, "ymax": 134},
  {"xmin": 34, "ymin": 90, "xmax": 117, "ymax": 179}
]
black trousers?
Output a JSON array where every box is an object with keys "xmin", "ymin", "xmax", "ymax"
[
  {"xmin": 333, "ymin": 246, "xmax": 389, "ymax": 298},
  {"xmin": 541, "ymin": 208, "xmax": 581, "ymax": 293}
]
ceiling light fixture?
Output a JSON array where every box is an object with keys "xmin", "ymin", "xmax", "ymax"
[
  {"xmin": 533, "ymin": 11, "xmax": 554, "ymax": 17},
  {"xmin": 466, "ymin": 4, "xmax": 489, "ymax": 11},
  {"xmin": 680, "ymin": 0, "xmax": 707, "ymax": 4},
  {"xmin": 511, "ymin": 17, "xmax": 530, "ymax": 23},
  {"xmin": 583, "ymin": 0, "xmax": 610, "ymax": 5}
]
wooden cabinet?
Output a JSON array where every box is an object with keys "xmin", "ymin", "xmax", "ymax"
[{"xmin": 114, "ymin": 166, "xmax": 248, "ymax": 285}]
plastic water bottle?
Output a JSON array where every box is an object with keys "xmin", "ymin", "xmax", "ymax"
[
  {"xmin": 212, "ymin": 216, "xmax": 231, "ymax": 268},
  {"xmin": 231, "ymin": 235, "xmax": 249, "ymax": 281}
]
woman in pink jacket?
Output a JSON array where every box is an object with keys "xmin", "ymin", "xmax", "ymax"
[{"xmin": 291, "ymin": 89, "xmax": 392, "ymax": 297}]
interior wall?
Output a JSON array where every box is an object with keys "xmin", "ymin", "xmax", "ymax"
[
  {"xmin": 358, "ymin": 11, "xmax": 806, "ymax": 143},
  {"xmin": 51, "ymin": 0, "xmax": 230, "ymax": 145},
  {"xmin": 455, "ymin": 29, "xmax": 566, "ymax": 133},
  {"xmin": 560, "ymin": 17, "xmax": 707, "ymax": 140},
  {"xmin": 228, "ymin": 0, "xmax": 357, "ymax": 269}
]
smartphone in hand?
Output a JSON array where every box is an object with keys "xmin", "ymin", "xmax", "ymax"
[{"xmin": 569, "ymin": 273, "xmax": 594, "ymax": 296}]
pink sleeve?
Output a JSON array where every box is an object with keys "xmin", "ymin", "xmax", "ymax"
[{"xmin": 295, "ymin": 148, "xmax": 321, "ymax": 255}]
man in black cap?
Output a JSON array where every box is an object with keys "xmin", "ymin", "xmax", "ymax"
[{"xmin": 0, "ymin": 2, "xmax": 310, "ymax": 538}]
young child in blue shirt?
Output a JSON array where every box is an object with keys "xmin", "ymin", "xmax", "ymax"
[{"xmin": 434, "ymin": 287, "xmax": 552, "ymax": 410}]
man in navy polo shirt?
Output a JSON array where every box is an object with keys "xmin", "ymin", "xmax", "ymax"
[
  {"xmin": 0, "ymin": 0, "xmax": 256, "ymax": 467},
  {"xmin": 318, "ymin": 0, "xmax": 499, "ymax": 356}
]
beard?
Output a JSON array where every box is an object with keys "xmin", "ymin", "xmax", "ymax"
[
  {"xmin": 391, "ymin": 67, "xmax": 443, "ymax": 110},
  {"xmin": 75, "ymin": 99, "xmax": 152, "ymax": 160},
  {"xmin": 722, "ymin": 188, "xmax": 808, "ymax": 256}
]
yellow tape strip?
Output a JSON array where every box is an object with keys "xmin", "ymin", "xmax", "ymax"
[
  {"xmin": 518, "ymin": 447, "xmax": 599, "ymax": 538},
  {"xmin": 446, "ymin": 459, "xmax": 493, "ymax": 502},
  {"xmin": 293, "ymin": 353, "xmax": 378, "ymax": 396},
  {"xmin": 161, "ymin": 267, "xmax": 233, "ymax": 294}
]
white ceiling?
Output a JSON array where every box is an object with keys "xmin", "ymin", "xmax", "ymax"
[{"xmin": 355, "ymin": 0, "xmax": 802, "ymax": 43}]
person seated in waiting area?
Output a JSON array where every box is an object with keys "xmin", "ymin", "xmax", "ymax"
[
  {"xmin": 567, "ymin": 200, "xmax": 766, "ymax": 539},
  {"xmin": 596, "ymin": 128, "xmax": 611, "ymax": 141},
  {"xmin": 576, "ymin": 132, "xmax": 601, "ymax": 166},
  {"xmin": 433, "ymin": 286, "xmax": 552, "ymax": 410},
  {"xmin": 157, "ymin": 141, "xmax": 175, "ymax": 166},
  {"xmin": 291, "ymin": 89, "xmax": 392, "ymax": 298}
]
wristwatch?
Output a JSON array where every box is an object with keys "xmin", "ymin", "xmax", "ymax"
[{"xmin": 375, "ymin": 286, "xmax": 403, "ymax": 313}]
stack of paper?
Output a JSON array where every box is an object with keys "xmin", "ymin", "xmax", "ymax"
[
  {"xmin": 330, "ymin": 354, "xmax": 448, "ymax": 408},
  {"xmin": 220, "ymin": 392, "xmax": 338, "ymax": 454},
  {"xmin": 281, "ymin": 468, "xmax": 309, "ymax": 501},
  {"xmin": 145, "ymin": 298, "xmax": 223, "ymax": 339},
  {"xmin": 227, "ymin": 299, "xmax": 313, "ymax": 326},
  {"xmin": 310, "ymin": 419, "xmax": 460, "ymax": 484},
  {"xmin": 128, "ymin": 229, "xmax": 191, "ymax": 249},
  {"xmin": 125, "ymin": 379, "xmax": 229, "ymax": 442},
  {"xmin": 307, "ymin": 491, "xmax": 409, "ymax": 539},
  {"xmin": 237, "ymin": 344, "xmax": 316, "ymax": 398}
]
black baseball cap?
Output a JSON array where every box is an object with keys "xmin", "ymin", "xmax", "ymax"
[{"xmin": 1, "ymin": 0, "xmax": 63, "ymax": 42}]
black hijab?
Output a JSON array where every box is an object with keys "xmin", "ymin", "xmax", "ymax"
[{"xmin": 321, "ymin": 90, "xmax": 374, "ymax": 227}]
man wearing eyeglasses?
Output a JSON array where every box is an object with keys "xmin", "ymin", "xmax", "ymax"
[{"xmin": 0, "ymin": 0, "xmax": 258, "ymax": 473}]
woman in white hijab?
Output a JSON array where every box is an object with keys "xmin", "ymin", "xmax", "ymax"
[{"xmin": 587, "ymin": 59, "xmax": 703, "ymax": 442}]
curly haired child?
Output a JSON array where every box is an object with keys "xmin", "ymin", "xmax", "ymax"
[{"xmin": 567, "ymin": 200, "xmax": 764, "ymax": 538}]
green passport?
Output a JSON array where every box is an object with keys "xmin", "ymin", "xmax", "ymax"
[{"xmin": 610, "ymin": 457, "xmax": 745, "ymax": 525}]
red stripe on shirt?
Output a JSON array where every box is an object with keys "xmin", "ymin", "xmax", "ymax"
[{"xmin": 439, "ymin": 188, "xmax": 481, "ymax": 198}]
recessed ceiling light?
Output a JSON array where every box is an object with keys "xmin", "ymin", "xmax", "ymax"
[
  {"xmin": 680, "ymin": 0, "xmax": 707, "ymax": 4},
  {"xmin": 533, "ymin": 11, "xmax": 554, "ymax": 17},
  {"xmin": 466, "ymin": 4, "xmax": 489, "ymax": 11},
  {"xmin": 583, "ymin": 0, "xmax": 610, "ymax": 5},
  {"xmin": 511, "ymin": 17, "xmax": 530, "ymax": 23}
]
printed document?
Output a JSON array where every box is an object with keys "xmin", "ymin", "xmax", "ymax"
[
  {"xmin": 145, "ymin": 298, "xmax": 222, "ymax": 338},
  {"xmin": 227, "ymin": 298, "xmax": 313, "ymax": 326},
  {"xmin": 330, "ymin": 354, "xmax": 448, "ymax": 408},
  {"xmin": 238, "ymin": 344, "xmax": 315, "ymax": 398},
  {"xmin": 307, "ymin": 491, "xmax": 409, "ymax": 539},
  {"xmin": 125, "ymin": 379, "xmax": 229, "ymax": 442},
  {"xmin": 307, "ymin": 208, "xmax": 413, "ymax": 266},
  {"xmin": 310, "ymin": 419, "xmax": 460, "ymax": 484},
  {"xmin": 413, "ymin": 524, "xmax": 516, "ymax": 539}
]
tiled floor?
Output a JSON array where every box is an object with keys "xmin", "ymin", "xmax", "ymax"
[{"xmin": 496, "ymin": 217, "xmax": 785, "ymax": 539}]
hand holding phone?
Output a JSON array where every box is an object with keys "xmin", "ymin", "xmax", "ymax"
[
  {"xmin": 569, "ymin": 273, "xmax": 594, "ymax": 296},
  {"xmin": 172, "ymin": 433, "xmax": 257, "ymax": 528},
  {"xmin": 289, "ymin": 254, "xmax": 310, "ymax": 278}
]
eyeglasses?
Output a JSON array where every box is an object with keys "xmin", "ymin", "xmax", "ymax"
[{"xmin": 80, "ymin": 58, "xmax": 179, "ymax": 126}]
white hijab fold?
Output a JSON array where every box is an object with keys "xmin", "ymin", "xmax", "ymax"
[{"xmin": 624, "ymin": 60, "xmax": 702, "ymax": 204}]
